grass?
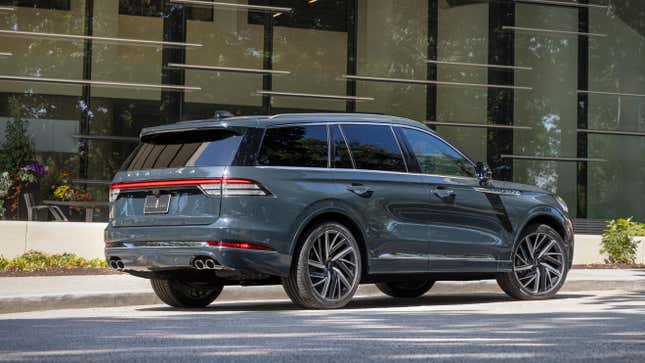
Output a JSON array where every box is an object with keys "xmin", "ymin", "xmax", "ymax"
[{"xmin": 0, "ymin": 251, "xmax": 107, "ymax": 272}]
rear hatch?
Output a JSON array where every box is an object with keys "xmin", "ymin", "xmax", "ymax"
[{"xmin": 109, "ymin": 126, "xmax": 249, "ymax": 227}]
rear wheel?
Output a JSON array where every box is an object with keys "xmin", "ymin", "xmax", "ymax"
[
  {"xmin": 151, "ymin": 278, "xmax": 223, "ymax": 308},
  {"xmin": 376, "ymin": 280, "xmax": 435, "ymax": 298},
  {"xmin": 497, "ymin": 224, "xmax": 569, "ymax": 300},
  {"xmin": 282, "ymin": 222, "xmax": 362, "ymax": 309}
]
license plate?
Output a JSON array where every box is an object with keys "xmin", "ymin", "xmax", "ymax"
[{"xmin": 143, "ymin": 194, "xmax": 171, "ymax": 214}]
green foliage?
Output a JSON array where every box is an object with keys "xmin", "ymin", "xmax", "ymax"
[
  {"xmin": 0, "ymin": 251, "xmax": 107, "ymax": 272},
  {"xmin": 0, "ymin": 97, "xmax": 35, "ymax": 173},
  {"xmin": 600, "ymin": 218, "xmax": 645, "ymax": 264}
]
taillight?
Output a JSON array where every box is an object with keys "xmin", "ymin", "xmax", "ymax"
[
  {"xmin": 200, "ymin": 179, "xmax": 270, "ymax": 197},
  {"xmin": 207, "ymin": 241, "xmax": 273, "ymax": 251},
  {"xmin": 108, "ymin": 178, "xmax": 270, "ymax": 197},
  {"xmin": 222, "ymin": 179, "xmax": 269, "ymax": 196}
]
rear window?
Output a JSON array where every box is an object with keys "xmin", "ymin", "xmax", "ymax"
[
  {"xmin": 258, "ymin": 125, "xmax": 328, "ymax": 168},
  {"xmin": 122, "ymin": 128, "xmax": 245, "ymax": 171}
]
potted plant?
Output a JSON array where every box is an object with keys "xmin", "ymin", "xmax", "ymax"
[{"xmin": 51, "ymin": 170, "xmax": 91, "ymax": 221}]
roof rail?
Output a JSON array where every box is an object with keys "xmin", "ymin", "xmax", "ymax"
[{"xmin": 213, "ymin": 110, "xmax": 235, "ymax": 119}]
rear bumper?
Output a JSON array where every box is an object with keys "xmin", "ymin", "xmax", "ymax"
[{"xmin": 105, "ymin": 245, "xmax": 291, "ymax": 277}]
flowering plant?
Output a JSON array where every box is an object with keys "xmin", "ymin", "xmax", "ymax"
[
  {"xmin": 52, "ymin": 184, "xmax": 91, "ymax": 203},
  {"xmin": 0, "ymin": 162, "xmax": 47, "ymax": 218},
  {"xmin": 16, "ymin": 162, "xmax": 47, "ymax": 184}
]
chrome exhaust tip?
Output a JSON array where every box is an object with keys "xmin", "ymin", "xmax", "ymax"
[
  {"xmin": 116, "ymin": 260, "xmax": 125, "ymax": 269},
  {"xmin": 109, "ymin": 260, "xmax": 119, "ymax": 270},
  {"xmin": 194, "ymin": 259, "xmax": 205, "ymax": 270},
  {"xmin": 205, "ymin": 259, "xmax": 216, "ymax": 269}
]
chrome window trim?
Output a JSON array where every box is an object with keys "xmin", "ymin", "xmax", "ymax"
[
  {"xmin": 257, "ymin": 121, "xmax": 478, "ymax": 179},
  {"xmin": 473, "ymin": 187, "xmax": 522, "ymax": 196},
  {"xmin": 253, "ymin": 165, "xmax": 477, "ymax": 182}
]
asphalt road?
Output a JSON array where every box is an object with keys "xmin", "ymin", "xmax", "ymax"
[{"xmin": 1, "ymin": 290, "xmax": 644, "ymax": 362}]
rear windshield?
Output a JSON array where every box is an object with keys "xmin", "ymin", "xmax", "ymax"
[{"xmin": 122, "ymin": 128, "xmax": 246, "ymax": 171}]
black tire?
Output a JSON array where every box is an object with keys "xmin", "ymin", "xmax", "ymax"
[
  {"xmin": 497, "ymin": 224, "xmax": 569, "ymax": 300},
  {"xmin": 151, "ymin": 278, "xmax": 223, "ymax": 308},
  {"xmin": 376, "ymin": 280, "xmax": 435, "ymax": 298},
  {"xmin": 282, "ymin": 222, "xmax": 362, "ymax": 309}
]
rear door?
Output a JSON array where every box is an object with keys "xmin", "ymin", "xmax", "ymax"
[
  {"xmin": 109, "ymin": 127, "xmax": 247, "ymax": 227},
  {"xmin": 396, "ymin": 127, "xmax": 509, "ymax": 272},
  {"xmin": 333, "ymin": 124, "xmax": 430, "ymax": 274}
]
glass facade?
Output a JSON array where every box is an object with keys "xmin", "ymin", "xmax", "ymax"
[{"xmin": 0, "ymin": 0, "xmax": 643, "ymax": 223}]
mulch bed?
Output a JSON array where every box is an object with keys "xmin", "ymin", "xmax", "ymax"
[
  {"xmin": 572, "ymin": 264, "xmax": 645, "ymax": 270},
  {"xmin": 2, "ymin": 265, "xmax": 644, "ymax": 277},
  {"xmin": 0, "ymin": 268, "xmax": 121, "ymax": 278}
]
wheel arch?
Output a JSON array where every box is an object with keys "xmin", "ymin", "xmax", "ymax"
[
  {"xmin": 513, "ymin": 207, "xmax": 574, "ymax": 267},
  {"xmin": 289, "ymin": 208, "xmax": 369, "ymax": 280}
]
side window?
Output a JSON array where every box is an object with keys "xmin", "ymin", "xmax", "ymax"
[
  {"xmin": 341, "ymin": 125, "xmax": 406, "ymax": 172},
  {"xmin": 258, "ymin": 125, "xmax": 328, "ymax": 167},
  {"xmin": 330, "ymin": 125, "xmax": 353, "ymax": 169},
  {"xmin": 400, "ymin": 128, "xmax": 475, "ymax": 177}
]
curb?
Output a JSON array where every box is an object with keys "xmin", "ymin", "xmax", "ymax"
[{"xmin": 1, "ymin": 280, "xmax": 643, "ymax": 314}]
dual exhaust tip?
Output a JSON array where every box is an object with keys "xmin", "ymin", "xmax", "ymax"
[
  {"xmin": 109, "ymin": 256, "xmax": 219, "ymax": 271},
  {"xmin": 109, "ymin": 258, "xmax": 125, "ymax": 270},
  {"xmin": 193, "ymin": 257, "xmax": 219, "ymax": 270}
]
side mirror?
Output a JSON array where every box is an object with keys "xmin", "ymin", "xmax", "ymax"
[{"xmin": 475, "ymin": 162, "xmax": 493, "ymax": 186}]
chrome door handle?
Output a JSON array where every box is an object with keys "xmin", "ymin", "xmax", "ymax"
[
  {"xmin": 431, "ymin": 187, "xmax": 456, "ymax": 199},
  {"xmin": 347, "ymin": 184, "xmax": 373, "ymax": 198}
]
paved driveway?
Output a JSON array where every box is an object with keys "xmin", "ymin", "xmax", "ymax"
[{"xmin": 1, "ymin": 290, "xmax": 644, "ymax": 362}]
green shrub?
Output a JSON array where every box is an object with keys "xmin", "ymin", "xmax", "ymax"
[
  {"xmin": 0, "ymin": 251, "xmax": 107, "ymax": 272},
  {"xmin": 600, "ymin": 218, "xmax": 645, "ymax": 264}
]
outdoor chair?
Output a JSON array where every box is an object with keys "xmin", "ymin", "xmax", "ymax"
[{"xmin": 23, "ymin": 192, "xmax": 69, "ymax": 222}]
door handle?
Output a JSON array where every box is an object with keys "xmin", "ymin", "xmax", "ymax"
[
  {"xmin": 430, "ymin": 186, "xmax": 456, "ymax": 199},
  {"xmin": 347, "ymin": 184, "xmax": 373, "ymax": 198}
]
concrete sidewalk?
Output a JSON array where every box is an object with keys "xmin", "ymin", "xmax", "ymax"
[{"xmin": 1, "ymin": 269, "xmax": 644, "ymax": 314}]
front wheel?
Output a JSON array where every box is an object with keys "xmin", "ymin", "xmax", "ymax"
[
  {"xmin": 151, "ymin": 278, "xmax": 223, "ymax": 308},
  {"xmin": 376, "ymin": 280, "xmax": 435, "ymax": 298},
  {"xmin": 283, "ymin": 222, "xmax": 362, "ymax": 309},
  {"xmin": 497, "ymin": 224, "xmax": 569, "ymax": 300}
]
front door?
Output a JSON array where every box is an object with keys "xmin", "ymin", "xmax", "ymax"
[{"xmin": 396, "ymin": 127, "xmax": 511, "ymax": 272}]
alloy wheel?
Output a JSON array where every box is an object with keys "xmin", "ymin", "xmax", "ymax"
[
  {"xmin": 513, "ymin": 232, "xmax": 565, "ymax": 295},
  {"xmin": 306, "ymin": 229, "xmax": 359, "ymax": 302}
]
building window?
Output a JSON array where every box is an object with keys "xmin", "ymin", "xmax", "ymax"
[
  {"xmin": 0, "ymin": 0, "xmax": 70, "ymax": 10},
  {"xmin": 118, "ymin": 0, "xmax": 213, "ymax": 21}
]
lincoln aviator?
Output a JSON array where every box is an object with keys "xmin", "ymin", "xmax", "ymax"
[{"xmin": 105, "ymin": 113, "xmax": 574, "ymax": 309}]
